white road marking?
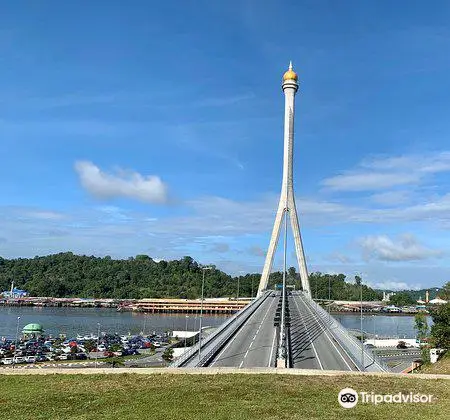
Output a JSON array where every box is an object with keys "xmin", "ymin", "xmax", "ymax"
[
  {"xmin": 240, "ymin": 296, "xmax": 277, "ymax": 367},
  {"xmin": 210, "ymin": 297, "xmax": 273, "ymax": 367},
  {"xmin": 268, "ymin": 328, "xmax": 277, "ymax": 367},
  {"xmin": 297, "ymin": 293, "xmax": 353, "ymax": 371},
  {"xmin": 292, "ymin": 296, "xmax": 323, "ymax": 370}
]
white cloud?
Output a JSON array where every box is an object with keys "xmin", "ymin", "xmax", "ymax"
[
  {"xmin": 362, "ymin": 152, "xmax": 450, "ymax": 174},
  {"xmin": 74, "ymin": 161, "xmax": 168, "ymax": 204},
  {"xmin": 322, "ymin": 151, "xmax": 450, "ymax": 192},
  {"xmin": 322, "ymin": 172, "xmax": 419, "ymax": 191},
  {"xmin": 370, "ymin": 280, "xmax": 421, "ymax": 291},
  {"xmin": 359, "ymin": 234, "xmax": 442, "ymax": 262},
  {"xmin": 370, "ymin": 191, "xmax": 411, "ymax": 205},
  {"xmin": 327, "ymin": 252, "xmax": 353, "ymax": 264},
  {"xmin": 22, "ymin": 210, "xmax": 65, "ymax": 220}
]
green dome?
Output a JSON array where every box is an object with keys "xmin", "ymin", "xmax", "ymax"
[{"xmin": 22, "ymin": 323, "xmax": 44, "ymax": 332}]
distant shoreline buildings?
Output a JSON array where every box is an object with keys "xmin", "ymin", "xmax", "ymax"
[{"xmin": 1, "ymin": 282, "xmax": 28, "ymax": 299}]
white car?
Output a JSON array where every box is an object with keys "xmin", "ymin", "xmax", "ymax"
[
  {"xmin": 97, "ymin": 344, "xmax": 107, "ymax": 352},
  {"xmin": 2, "ymin": 358, "xmax": 13, "ymax": 365}
]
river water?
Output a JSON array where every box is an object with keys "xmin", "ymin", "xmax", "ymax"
[{"xmin": 0, "ymin": 306, "xmax": 428, "ymax": 339}]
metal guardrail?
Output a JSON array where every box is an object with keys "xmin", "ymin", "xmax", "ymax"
[
  {"xmin": 171, "ymin": 291, "xmax": 270, "ymax": 367},
  {"xmin": 299, "ymin": 292, "xmax": 390, "ymax": 372},
  {"xmin": 196, "ymin": 292, "xmax": 271, "ymax": 367}
]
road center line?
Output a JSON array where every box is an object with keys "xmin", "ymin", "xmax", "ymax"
[
  {"xmin": 241, "ymin": 295, "xmax": 277, "ymax": 365},
  {"xmin": 210, "ymin": 296, "xmax": 272, "ymax": 367}
]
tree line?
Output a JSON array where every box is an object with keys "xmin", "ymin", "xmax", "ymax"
[{"xmin": 0, "ymin": 252, "xmax": 382, "ymax": 300}]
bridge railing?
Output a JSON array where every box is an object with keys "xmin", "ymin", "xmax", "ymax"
[
  {"xmin": 171, "ymin": 291, "xmax": 270, "ymax": 367},
  {"xmin": 196, "ymin": 292, "xmax": 271, "ymax": 367},
  {"xmin": 300, "ymin": 292, "xmax": 390, "ymax": 372}
]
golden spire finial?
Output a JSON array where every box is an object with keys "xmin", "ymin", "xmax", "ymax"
[{"xmin": 283, "ymin": 61, "xmax": 298, "ymax": 82}]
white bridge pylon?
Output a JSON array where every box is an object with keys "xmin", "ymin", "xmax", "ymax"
[{"xmin": 257, "ymin": 62, "xmax": 311, "ymax": 297}]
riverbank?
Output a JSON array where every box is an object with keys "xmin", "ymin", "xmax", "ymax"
[
  {"xmin": 1, "ymin": 370, "xmax": 448, "ymax": 419},
  {"xmin": 1, "ymin": 296, "xmax": 249, "ymax": 314},
  {"xmin": 0, "ymin": 306, "xmax": 422, "ymax": 339},
  {"xmin": 331, "ymin": 311, "xmax": 431, "ymax": 316}
]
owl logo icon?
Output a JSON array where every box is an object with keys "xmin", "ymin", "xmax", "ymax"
[{"xmin": 338, "ymin": 388, "xmax": 358, "ymax": 408}]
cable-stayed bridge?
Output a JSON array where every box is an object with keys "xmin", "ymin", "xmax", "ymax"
[
  {"xmin": 172, "ymin": 290, "xmax": 389, "ymax": 372},
  {"xmin": 172, "ymin": 64, "xmax": 389, "ymax": 372}
]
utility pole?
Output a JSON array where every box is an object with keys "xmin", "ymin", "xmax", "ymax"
[
  {"xmin": 184, "ymin": 315, "xmax": 189, "ymax": 348},
  {"xmin": 237, "ymin": 276, "xmax": 240, "ymax": 301},
  {"xmin": 277, "ymin": 208, "xmax": 288, "ymax": 368},
  {"xmin": 13, "ymin": 316, "xmax": 20, "ymax": 369},
  {"xmin": 328, "ymin": 276, "xmax": 331, "ymax": 319},
  {"xmin": 360, "ymin": 279, "xmax": 364, "ymax": 371},
  {"xmin": 198, "ymin": 266, "xmax": 211, "ymax": 361},
  {"xmin": 95, "ymin": 322, "xmax": 100, "ymax": 368}
]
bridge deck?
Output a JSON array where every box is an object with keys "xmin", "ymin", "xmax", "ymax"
[
  {"xmin": 290, "ymin": 293, "xmax": 357, "ymax": 371},
  {"xmin": 210, "ymin": 293, "xmax": 278, "ymax": 368}
]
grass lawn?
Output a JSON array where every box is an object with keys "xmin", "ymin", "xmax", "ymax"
[
  {"xmin": 420, "ymin": 352, "xmax": 450, "ymax": 374},
  {"xmin": 1, "ymin": 373, "xmax": 448, "ymax": 420}
]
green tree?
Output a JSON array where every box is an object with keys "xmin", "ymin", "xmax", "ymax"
[
  {"xmin": 440, "ymin": 282, "xmax": 450, "ymax": 300},
  {"xmin": 162, "ymin": 347, "xmax": 174, "ymax": 363},
  {"xmin": 414, "ymin": 313, "xmax": 428, "ymax": 342},
  {"xmin": 389, "ymin": 292, "xmax": 415, "ymax": 307},
  {"xmin": 83, "ymin": 340, "xmax": 96, "ymax": 353},
  {"xmin": 430, "ymin": 303, "xmax": 450, "ymax": 349}
]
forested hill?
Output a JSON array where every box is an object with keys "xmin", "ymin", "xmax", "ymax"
[{"xmin": 0, "ymin": 253, "xmax": 382, "ymax": 300}]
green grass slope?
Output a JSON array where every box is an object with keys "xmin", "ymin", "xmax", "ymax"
[
  {"xmin": 420, "ymin": 352, "xmax": 450, "ymax": 374},
  {"xmin": 1, "ymin": 373, "xmax": 448, "ymax": 420}
]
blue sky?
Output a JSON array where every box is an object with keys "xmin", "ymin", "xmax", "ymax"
[{"xmin": 1, "ymin": 1, "xmax": 450, "ymax": 290}]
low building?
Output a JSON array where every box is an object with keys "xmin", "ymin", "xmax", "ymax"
[
  {"xmin": 2, "ymin": 287, "xmax": 28, "ymax": 299},
  {"xmin": 429, "ymin": 297, "xmax": 448, "ymax": 305}
]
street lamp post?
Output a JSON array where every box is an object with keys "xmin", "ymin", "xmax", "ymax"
[
  {"xmin": 13, "ymin": 316, "xmax": 20, "ymax": 369},
  {"xmin": 184, "ymin": 315, "xmax": 189, "ymax": 348},
  {"xmin": 372, "ymin": 315, "xmax": 376, "ymax": 344},
  {"xmin": 360, "ymin": 279, "xmax": 365, "ymax": 371},
  {"xmin": 277, "ymin": 208, "xmax": 288, "ymax": 367},
  {"xmin": 237, "ymin": 276, "xmax": 240, "ymax": 301},
  {"xmin": 328, "ymin": 276, "xmax": 332, "ymax": 319},
  {"xmin": 95, "ymin": 322, "xmax": 100, "ymax": 368},
  {"xmin": 198, "ymin": 266, "xmax": 211, "ymax": 361}
]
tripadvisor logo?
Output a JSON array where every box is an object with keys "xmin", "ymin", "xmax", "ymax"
[
  {"xmin": 338, "ymin": 388, "xmax": 358, "ymax": 408},
  {"xmin": 338, "ymin": 388, "xmax": 434, "ymax": 408}
]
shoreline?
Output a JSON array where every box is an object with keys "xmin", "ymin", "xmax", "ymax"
[{"xmin": 331, "ymin": 311, "xmax": 429, "ymax": 317}]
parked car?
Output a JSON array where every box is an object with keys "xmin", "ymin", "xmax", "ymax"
[{"xmin": 397, "ymin": 341, "xmax": 408, "ymax": 349}]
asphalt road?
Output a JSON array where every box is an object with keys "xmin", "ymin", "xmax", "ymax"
[
  {"xmin": 209, "ymin": 293, "xmax": 279, "ymax": 368},
  {"xmin": 207, "ymin": 291, "xmax": 360, "ymax": 370},
  {"xmin": 290, "ymin": 293, "xmax": 358, "ymax": 371}
]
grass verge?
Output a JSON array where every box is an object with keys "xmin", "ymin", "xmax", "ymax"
[
  {"xmin": 0, "ymin": 373, "xmax": 448, "ymax": 420},
  {"xmin": 419, "ymin": 352, "xmax": 450, "ymax": 374}
]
